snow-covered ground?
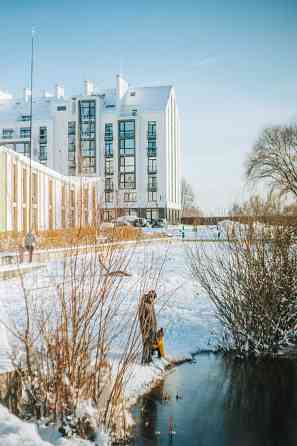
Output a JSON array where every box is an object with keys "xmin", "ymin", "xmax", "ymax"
[
  {"xmin": 0, "ymin": 240, "xmax": 221, "ymax": 445},
  {"xmin": 0, "ymin": 404, "xmax": 109, "ymax": 446}
]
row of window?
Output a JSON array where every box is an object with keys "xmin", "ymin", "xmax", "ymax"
[
  {"xmin": 119, "ymin": 120, "xmax": 136, "ymax": 191},
  {"xmin": 2, "ymin": 127, "xmax": 31, "ymax": 139},
  {"xmin": 68, "ymin": 121, "xmax": 76, "ymax": 175},
  {"xmin": 147, "ymin": 121, "xmax": 157, "ymax": 197},
  {"xmin": 79, "ymin": 100, "xmax": 96, "ymax": 174},
  {"xmin": 104, "ymin": 191, "xmax": 158, "ymax": 203},
  {"xmin": 39, "ymin": 127, "xmax": 48, "ymax": 165}
]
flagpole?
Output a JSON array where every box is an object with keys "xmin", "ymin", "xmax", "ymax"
[{"xmin": 29, "ymin": 28, "xmax": 34, "ymax": 233}]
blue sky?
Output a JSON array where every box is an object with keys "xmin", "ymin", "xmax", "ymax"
[{"xmin": 0, "ymin": 0, "xmax": 297, "ymax": 212}]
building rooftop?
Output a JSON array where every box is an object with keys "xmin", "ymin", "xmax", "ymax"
[{"xmin": 0, "ymin": 76, "xmax": 173, "ymax": 121}]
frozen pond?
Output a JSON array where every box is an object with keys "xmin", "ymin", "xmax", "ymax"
[{"xmin": 132, "ymin": 352, "xmax": 297, "ymax": 446}]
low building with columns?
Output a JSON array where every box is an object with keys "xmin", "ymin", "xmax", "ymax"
[{"xmin": 0, "ymin": 145, "xmax": 102, "ymax": 233}]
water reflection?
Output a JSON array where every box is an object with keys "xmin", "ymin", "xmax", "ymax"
[{"xmin": 132, "ymin": 353, "xmax": 297, "ymax": 446}]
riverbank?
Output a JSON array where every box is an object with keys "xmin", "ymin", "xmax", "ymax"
[
  {"xmin": 0, "ymin": 241, "xmax": 220, "ymax": 445},
  {"xmin": 131, "ymin": 352, "xmax": 297, "ymax": 446}
]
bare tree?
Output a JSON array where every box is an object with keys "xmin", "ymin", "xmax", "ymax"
[
  {"xmin": 181, "ymin": 178, "xmax": 203, "ymax": 218},
  {"xmin": 229, "ymin": 192, "xmax": 284, "ymax": 218},
  {"xmin": 246, "ymin": 125, "xmax": 297, "ymax": 198}
]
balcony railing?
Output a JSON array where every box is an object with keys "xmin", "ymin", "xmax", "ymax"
[
  {"xmin": 148, "ymin": 150, "xmax": 157, "ymax": 158},
  {"xmin": 148, "ymin": 186, "xmax": 157, "ymax": 192},
  {"xmin": 148, "ymin": 167, "xmax": 157, "ymax": 174}
]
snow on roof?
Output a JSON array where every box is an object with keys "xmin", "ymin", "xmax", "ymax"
[
  {"xmin": 0, "ymin": 90, "xmax": 12, "ymax": 101},
  {"xmin": 120, "ymin": 86, "xmax": 172, "ymax": 112},
  {"xmin": 0, "ymin": 96, "xmax": 63, "ymax": 122}
]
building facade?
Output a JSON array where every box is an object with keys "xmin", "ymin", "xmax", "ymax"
[
  {"xmin": 0, "ymin": 75, "xmax": 181, "ymax": 222},
  {"xmin": 0, "ymin": 145, "xmax": 102, "ymax": 233}
]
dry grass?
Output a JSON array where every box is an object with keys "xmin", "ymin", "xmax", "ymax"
[{"xmin": 0, "ymin": 225, "xmax": 145, "ymax": 251}]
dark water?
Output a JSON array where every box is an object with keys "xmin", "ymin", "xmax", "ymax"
[{"xmin": 131, "ymin": 353, "xmax": 297, "ymax": 446}]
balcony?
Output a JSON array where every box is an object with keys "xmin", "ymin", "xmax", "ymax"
[
  {"xmin": 148, "ymin": 150, "xmax": 157, "ymax": 158},
  {"xmin": 147, "ymin": 186, "xmax": 157, "ymax": 192},
  {"xmin": 104, "ymin": 169, "xmax": 114, "ymax": 176}
]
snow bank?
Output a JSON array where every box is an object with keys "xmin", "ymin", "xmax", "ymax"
[
  {"xmin": 0, "ymin": 404, "xmax": 109, "ymax": 446},
  {"xmin": 0, "ymin": 241, "xmax": 221, "ymax": 442}
]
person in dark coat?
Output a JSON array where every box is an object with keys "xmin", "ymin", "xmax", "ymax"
[
  {"xmin": 138, "ymin": 290, "xmax": 157, "ymax": 364},
  {"xmin": 24, "ymin": 231, "xmax": 36, "ymax": 263}
]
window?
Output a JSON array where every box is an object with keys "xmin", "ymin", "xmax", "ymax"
[
  {"xmin": 105, "ymin": 123, "xmax": 113, "ymax": 140},
  {"xmin": 118, "ymin": 120, "xmax": 136, "ymax": 189},
  {"xmin": 84, "ymin": 188, "xmax": 89, "ymax": 209},
  {"xmin": 2, "ymin": 128, "xmax": 14, "ymax": 139},
  {"xmin": 57, "ymin": 105, "xmax": 67, "ymax": 111},
  {"xmin": 104, "ymin": 123, "xmax": 113, "ymax": 157},
  {"xmin": 146, "ymin": 208, "xmax": 159, "ymax": 221},
  {"xmin": 79, "ymin": 100, "xmax": 96, "ymax": 174},
  {"xmin": 105, "ymin": 177, "xmax": 113, "ymax": 191},
  {"xmin": 148, "ymin": 191, "xmax": 157, "ymax": 202},
  {"xmin": 20, "ymin": 127, "xmax": 31, "ymax": 138},
  {"xmin": 105, "ymin": 159, "xmax": 114, "ymax": 175},
  {"xmin": 105, "ymin": 142, "xmax": 113, "ymax": 157},
  {"xmin": 119, "ymin": 120, "xmax": 135, "ymax": 138},
  {"xmin": 48, "ymin": 180, "xmax": 53, "ymax": 229},
  {"xmin": 32, "ymin": 173, "xmax": 38, "ymax": 204},
  {"xmin": 124, "ymin": 191, "xmax": 136, "ymax": 202},
  {"xmin": 20, "ymin": 115, "xmax": 31, "ymax": 122},
  {"xmin": 80, "ymin": 100, "xmax": 96, "ymax": 120},
  {"xmin": 148, "ymin": 140, "xmax": 157, "ymax": 157},
  {"xmin": 22, "ymin": 169, "xmax": 27, "ymax": 204},
  {"xmin": 12, "ymin": 164, "xmax": 17, "ymax": 203},
  {"xmin": 148, "ymin": 175, "xmax": 157, "ymax": 191},
  {"xmin": 68, "ymin": 120, "xmax": 76, "ymax": 170},
  {"xmin": 148, "ymin": 121, "xmax": 156, "ymax": 138},
  {"xmin": 80, "ymin": 140, "xmax": 96, "ymax": 155},
  {"xmin": 148, "ymin": 158, "xmax": 157, "ymax": 174},
  {"xmin": 39, "ymin": 127, "xmax": 48, "ymax": 164},
  {"xmin": 147, "ymin": 121, "xmax": 157, "ymax": 157},
  {"xmin": 104, "ymin": 210, "xmax": 113, "ymax": 221},
  {"xmin": 61, "ymin": 185, "xmax": 66, "ymax": 228},
  {"xmin": 119, "ymin": 173, "xmax": 136, "ymax": 189},
  {"xmin": 120, "ymin": 156, "xmax": 135, "ymax": 173},
  {"xmin": 70, "ymin": 190, "xmax": 75, "ymax": 207},
  {"xmin": 23, "ymin": 208, "xmax": 27, "ymax": 233},
  {"xmin": 105, "ymin": 192, "xmax": 113, "ymax": 203}
]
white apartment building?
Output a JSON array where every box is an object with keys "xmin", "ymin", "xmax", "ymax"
[{"xmin": 0, "ymin": 75, "xmax": 181, "ymax": 222}]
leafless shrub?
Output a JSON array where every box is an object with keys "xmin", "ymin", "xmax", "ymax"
[
  {"xmin": 3, "ymin": 237, "xmax": 171, "ymax": 441},
  {"xmin": 188, "ymin": 223, "xmax": 297, "ymax": 355}
]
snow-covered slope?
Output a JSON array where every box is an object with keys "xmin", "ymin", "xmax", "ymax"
[{"xmin": 0, "ymin": 404, "xmax": 109, "ymax": 446}]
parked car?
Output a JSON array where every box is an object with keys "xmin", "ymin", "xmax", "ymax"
[
  {"xmin": 150, "ymin": 219, "xmax": 166, "ymax": 228},
  {"xmin": 133, "ymin": 217, "xmax": 147, "ymax": 227}
]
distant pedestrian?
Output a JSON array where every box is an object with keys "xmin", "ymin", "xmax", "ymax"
[
  {"xmin": 24, "ymin": 231, "xmax": 36, "ymax": 263},
  {"xmin": 18, "ymin": 245, "xmax": 25, "ymax": 263},
  {"xmin": 181, "ymin": 225, "xmax": 185, "ymax": 240}
]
